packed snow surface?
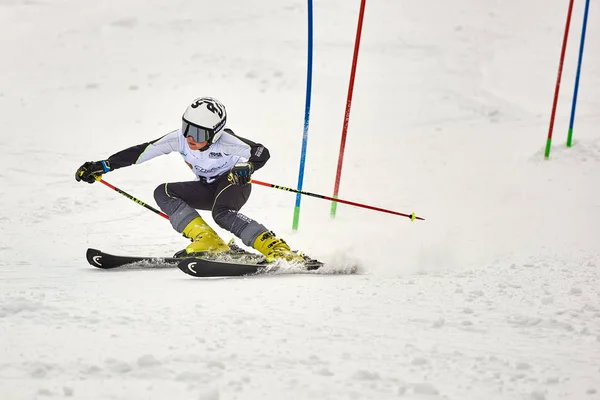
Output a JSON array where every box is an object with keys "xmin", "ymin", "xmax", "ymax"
[{"xmin": 1, "ymin": 0, "xmax": 599, "ymax": 399}]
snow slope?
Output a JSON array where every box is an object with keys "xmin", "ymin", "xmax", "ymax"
[{"xmin": 1, "ymin": 0, "xmax": 599, "ymax": 399}]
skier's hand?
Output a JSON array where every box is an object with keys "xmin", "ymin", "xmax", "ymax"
[
  {"xmin": 75, "ymin": 160, "xmax": 110, "ymax": 184},
  {"xmin": 228, "ymin": 162, "xmax": 254, "ymax": 185}
]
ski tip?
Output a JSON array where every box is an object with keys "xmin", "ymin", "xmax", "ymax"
[
  {"xmin": 86, "ymin": 248, "xmax": 106, "ymax": 269},
  {"xmin": 177, "ymin": 259, "xmax": 198, "ymax": 277}
]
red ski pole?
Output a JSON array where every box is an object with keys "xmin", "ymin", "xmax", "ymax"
[
  {"xmin": 95, "ymin": 177, "xmax": 424, "ymax": 221},
  {"xmin": 252, "ymin": 179, "xmax": 423, "ymax": 221},
  {"xmin": 96, "ymin": 177, "xmax": 170, "ymax": 220}
]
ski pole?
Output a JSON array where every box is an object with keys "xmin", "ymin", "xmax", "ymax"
[
  {"xmin": 251, "ymin": 179, "xmax": 424, "ymax": 221},
  {"xmin": 96, "ymin": 177, "xmax": 170, "ymax": 220}
]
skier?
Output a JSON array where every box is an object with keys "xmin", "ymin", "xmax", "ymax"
[{"xmin": 75, "ymin": 96, "xmax": 302, "ymax": 263}]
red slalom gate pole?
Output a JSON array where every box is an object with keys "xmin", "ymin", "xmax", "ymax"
[
  {"xmin": 252, "ymin": 179, "xmax": 423, "ymax": 221},
  {"xmin": 331, "ymin": 0, "xmax": 367, "ymax": 216},
  {"xmin": 96, "ymin": 177, "xmax": 170, "ymax": 220},
  {"xmin": 545, "ymin": 0, "xmax": 575, "ymax": 159}
]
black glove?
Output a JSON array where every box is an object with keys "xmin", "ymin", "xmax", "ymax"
[
  {"xmin": 228, "ymin": 162, "xmax": 254, "ymax": 185},
  {"xmin": 75, "ymin": 160, "xmax": 111, "ymax": 184}
]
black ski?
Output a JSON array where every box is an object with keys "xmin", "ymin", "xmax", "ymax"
[
  {"xmin": 86, "ymin": 248, "xmax": 181, "ymax": 269},
  {"xmin": 86, "ymin": 245, "xmax": 266, "ymax": 270},
  {"xmin": 177, "ymin": 257, "xmax": 323, "ymax": 278}
]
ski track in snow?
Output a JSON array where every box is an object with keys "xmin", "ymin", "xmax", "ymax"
[{"xmin": 1, "ymin": 0, "xmax": 600, "ymax": 398}]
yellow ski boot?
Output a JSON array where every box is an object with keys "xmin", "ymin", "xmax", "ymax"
[
  {"xmin": 182, "ymin": 216, "xmax": 230, "ymax": 255},
  {"xmin": 253, "ymin": 231, "xmax": 304, "ymax": 263}
]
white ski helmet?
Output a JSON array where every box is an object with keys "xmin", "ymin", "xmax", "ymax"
[{"xmin": 181, "ymin": 97, "xmax": 227, "ymax": 144}]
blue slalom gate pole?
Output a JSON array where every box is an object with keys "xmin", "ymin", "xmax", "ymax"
[
  {"xmin": 292, "ymin": 0, "xmax": 313, "ymax": 231},
  {"xmin": 567, "ymin": 0, "xmax": 591, "ymax": 147}
]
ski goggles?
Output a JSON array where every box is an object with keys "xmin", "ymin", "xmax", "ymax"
[{"xmin": 182, "ymin": 118, "xmax": 214, "ymax": 143}]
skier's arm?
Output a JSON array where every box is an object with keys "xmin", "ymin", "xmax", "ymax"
[
  {"xmin": 107, "ymin": 130, "xmax": 180, "ymax": 170},
  {"xmin": 224, "ymin": 129, "xmax": 270, "ymax": 170},
  {"xmin": 247, "ymin": 141, "xmax": 270, "ymax": 171},
  {"xmin": 75, "ymin": 131, "xmax": 181, "ymax": 184}
]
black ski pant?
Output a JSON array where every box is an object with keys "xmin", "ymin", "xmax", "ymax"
[{"xmin": 153, "ymin": 173, "xmax": 268, "ymax": 247}]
